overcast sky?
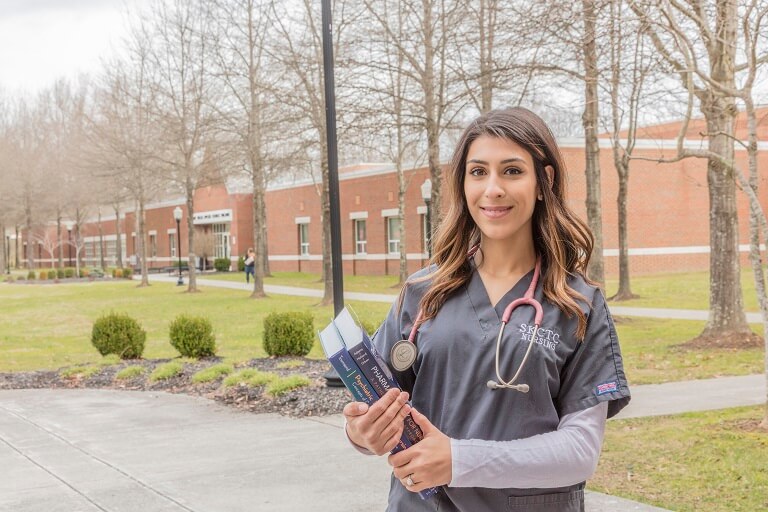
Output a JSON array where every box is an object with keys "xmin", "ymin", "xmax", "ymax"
[{"xmin": 0, "ymin": 0, "xmax": 151, "ymax": 97}]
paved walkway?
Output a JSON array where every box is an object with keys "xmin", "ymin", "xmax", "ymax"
[{"xmin": 1, "ymin": 374, "xmax": 764, "ymax": 512}]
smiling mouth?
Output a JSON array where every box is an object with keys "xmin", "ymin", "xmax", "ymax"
[{"xmin": 480, "ymin": 206, "xmax": 512, "ymax": 219}]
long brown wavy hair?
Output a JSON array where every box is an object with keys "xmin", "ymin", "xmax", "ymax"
[{"xmin": 412, "ymin": 107, "xmax": 594, "ymax": 340}]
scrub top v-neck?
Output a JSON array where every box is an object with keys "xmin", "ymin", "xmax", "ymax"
[{"xmin": 371, "ymin": 263, "xmax": 630, "ymax": 512}]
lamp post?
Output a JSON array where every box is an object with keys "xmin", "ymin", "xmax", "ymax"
[
  {"xmin": 65, "ymin": 222, "xmax": 73, "ymax": 267},
  {"xmin": 5, "ymin": 235, "xmax": 9, "ymax": 274},
  {"xmin": 420, "ymin": 178, "xmax": 432, "ymax": 258},
  {"xmin": 173, "ymin": 207, "xmax": 184, "ymax": 286}
]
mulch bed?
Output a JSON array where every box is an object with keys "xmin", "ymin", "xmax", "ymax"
[
  {"xmin": 0, "ymin": 357, "xmax": 352, "ymax": 418},
  {"xmin": 677, "ymin": 331, "xmax": 764, "ymax": 350}
]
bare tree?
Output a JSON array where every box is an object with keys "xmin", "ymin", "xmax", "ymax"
[
  {"xmin": 604, "ymin": 0, "xmax": 657, "ymax": 300},
  {"xmin": 363, "ymin": 0, "xmax": 466, "ymax": 226},
  {"xmin": 147, "ymin": 0, "xmax": 221, "ymax": 293},
  {"xmin": 208, "ymin": 0, "xmax": 285, "ymax": 298},
  {"xmin": 629, "ymin": 0, "xmax": 757, "ymax": 343},
  {"xmin": 270, "ymin": 0, "xmax": 363, "ymax": 305}
]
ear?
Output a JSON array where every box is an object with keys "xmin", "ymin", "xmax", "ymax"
[{"xmin": 538, "ymin": 165, "xmax": 554, "ymax": 201}]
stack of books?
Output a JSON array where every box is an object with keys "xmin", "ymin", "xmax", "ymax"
[{"xmin": 318, "ymin": 307, "xmax": 439, "ymax": 500}]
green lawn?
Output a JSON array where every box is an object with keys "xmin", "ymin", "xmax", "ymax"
[
  {"xmin": 209, "ymin": 267, "xmax": 768, "ymax": 312},
  {"xmin": 0, "ymin": 280, "xmax": 391, "ymax": 372},
  {"xmin": 0, "ymin": 280, "xmax": 763, "ymax": 383},
  {"xmin": 591, "ymin": 406, "xmax": 768, "ymax": 512}
]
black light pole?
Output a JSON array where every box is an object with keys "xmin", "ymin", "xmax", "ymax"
[
  {"xmin": 421, "ymin": 178, "xmax": 433, "ymax": 258},
  {"xmin": 66, "ymin": 222, "xmax": 73, "ymax": 267},
  {"xmin": 321, "ymin": 0, "xmax": 344, "ymax": 387},
  {"xmin": 174, "ymin": 207, "xmax": 184, "ymax": 286}
]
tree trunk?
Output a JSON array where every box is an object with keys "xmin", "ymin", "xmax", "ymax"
[
  {"xmin": 260, "ymin": 197, "xmax": 271, "ymax": 277},
  {"xmin": 397, "ymin": 165, "xmax": 408, "ymax": 286},
  {"xmin": 699, "ymin": 0, "xmax": 749, "ymax": 338},
  {"xmin": 613, "ymin": 155, "xmax": 635, "ymax": 300},
  {"xmin": 582, "ymin": 0, "xmax": 604, "ymax": 286},
  {"xmin": 56, "ymin": 214, "xmax": 63, "ymax": 268},
  {"xmin": 14, "ymin": 225, "xmax": 20, "ymax": 269},
  {"xmin": 0, "ymin": 221, "xmax": 6, "ymax": 274},
  {"xmin": 185, "ymin": 183, "xmax": 198, "ymax": 293},
  {"xmin": 137, "ymin": 199, "xmax": 149, "ymax": 287},
  {"xmin": 98, "ymin": 210, "xmax": 106, "ymax": 270},
  {"xmin": 114, "ymin": 205, "xmax": 123, "ymax": 268}
]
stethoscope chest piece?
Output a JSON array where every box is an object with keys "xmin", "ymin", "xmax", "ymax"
[{"xmin": 390, "ymin": 339, "xmax": 418, "ymax": 371}]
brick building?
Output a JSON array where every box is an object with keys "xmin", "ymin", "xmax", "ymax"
[{"xmin": 8, "ymin": 109, "xmax": 768, "ymax": 277}]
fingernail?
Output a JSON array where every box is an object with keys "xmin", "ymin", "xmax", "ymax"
[{"xmin": 358, "ymin": 403, "xmax": 368, "ymax": 413}]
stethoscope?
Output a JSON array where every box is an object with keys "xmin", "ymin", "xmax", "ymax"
[{"xmin": 390, "ymin": 248, "xmax": 543, "ymax": 393}]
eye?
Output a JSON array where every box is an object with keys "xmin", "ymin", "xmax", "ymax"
[
  {"xmin": 468, "ymin": 167, "xmax": 486, "ymax": 176},
  {"xmin": 504, "ymin": 167, "xmax": 522, "ymax": 175}
]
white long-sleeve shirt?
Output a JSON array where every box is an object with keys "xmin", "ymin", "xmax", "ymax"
[{"xmin": 345, "ymin": 401, "xmax": 608, "ymax": 489}]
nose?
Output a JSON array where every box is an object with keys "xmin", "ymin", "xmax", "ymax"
[{"xmin": 484, "ymin": 175, "xmax": 505, "ymax": 198}]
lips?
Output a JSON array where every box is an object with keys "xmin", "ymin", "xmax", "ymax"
[{"xmin": 479, "ymin": 206, "xmax": 512, "ymax": 219}]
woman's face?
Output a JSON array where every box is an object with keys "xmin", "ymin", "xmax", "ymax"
[{"xmin": 463, "ymin": 135, "xmax": 540, "ymax": 245}]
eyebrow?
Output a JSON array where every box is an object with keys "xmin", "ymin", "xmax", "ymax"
[{"xmin": 467, "ymin": 157, "xmax": 527, "ymax": 165}]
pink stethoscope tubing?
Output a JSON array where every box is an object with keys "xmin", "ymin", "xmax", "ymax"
[{"xmin": 406, "ymin": 251, "xmax": 543, "ymax": 393}]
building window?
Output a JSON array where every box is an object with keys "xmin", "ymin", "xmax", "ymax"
[
  {"xmin": 298, "ymin": 223, "xmax": 309, "ymax": 256},
  {"xmin": 149, "ymin": 234, "xmax": 157, "ymax": 258},
  {"xmin": 212, "ymin": 223, "xmax": 230, "ymax": 259},
  {"xmin": 387, "ymin": 216, "xmax": 401, "ymax": 254},
  {"xmin": 169, "ymin": 233, "xmax": 176, "ymax": 258},
  {"xmin": 354, "ymin": 219, "xmax": 367, "ymax": 255}
]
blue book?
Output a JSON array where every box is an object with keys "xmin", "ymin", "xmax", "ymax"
[
  {"xmin": 318, "ymin": 323, "xmax": 409, "ymax": 454},
  {"xmin": 332, "ymin": 308, "xmax": 438, "ymax": 500}
]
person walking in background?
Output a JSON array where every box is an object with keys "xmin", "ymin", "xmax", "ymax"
[
  {"xmin": 343, "ymin": 107, "xmax": 630, "ymax": 511},
  {"xmin": 244, "ymin": 248, "xmax": 255, "ymax": 284}
]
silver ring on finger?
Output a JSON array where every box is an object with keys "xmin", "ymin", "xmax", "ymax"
[{"xmin": 406, "ymin": 474, "xmax": 415, "ymax": 487}]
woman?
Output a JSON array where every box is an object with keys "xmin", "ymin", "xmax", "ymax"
[
  {"xmin": 244, "ymin": 248, "xmax": 255, "ymax": 284},
  {"xmin": 344, "ymin": 107, "xmax": 630, "ymax": 511}
]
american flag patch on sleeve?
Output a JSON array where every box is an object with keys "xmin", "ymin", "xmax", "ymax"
[{"xmin": 595, "ymin": 380, "xmax": 619, "ymax": 396}]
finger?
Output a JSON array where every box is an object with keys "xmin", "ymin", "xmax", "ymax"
[
  {"xmin": 365, "ymin": 388, "xmax": 403, "ymax": 423},
  {"xmin": 371, "ymin": 391, "xmax": 409, "ymax": 433},
  {"xmin": 342, "ymin": 401, "xmax": 369, "ymax": 419},
  {"xmin": 409, "ymin": 407, "xmax": 434, "ymax": 434},
  {"xmin": 382, "ymin": 428, "xmax": 405, "ymax": 454}
]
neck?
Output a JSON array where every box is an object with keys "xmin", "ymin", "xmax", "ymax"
[{"xmin": 475, "ymin": 237, "xmax": 536, "ymax": 277}]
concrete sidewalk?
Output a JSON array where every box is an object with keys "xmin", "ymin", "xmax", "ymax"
[{"xmin": 2, "ymin": 375, "xmax": 764, "ymax": 511}]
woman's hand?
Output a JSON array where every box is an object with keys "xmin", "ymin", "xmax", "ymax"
[
  {"xmin": 389, "ymin": 408, "xmax": 452, "ymax": 492},
  {"xmin": 343, "ymin": 388, "xmax": 411, "ymax": 456}
]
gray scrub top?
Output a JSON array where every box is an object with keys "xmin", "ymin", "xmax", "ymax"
[{"xmin": 372, "ymin": 263, "xmax": 631, "ymax": 512}]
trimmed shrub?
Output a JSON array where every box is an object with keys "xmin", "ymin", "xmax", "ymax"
[
  {"xmin": 113, "ymin": 268, "xmax": 123, "ymax": 278},
  {"xmin": 122, "ymin": 267, "xmax": 133, "ymax": 279},
  {"xmin": 79, "ymin": 268, "xmax": 89, "ymax": 278},
  {"xmin": 64, "ymin": 268, "xmax": 75, "ymax": 278},
  {"xmin": 16, "ymin": 275, "xmax": 25, "ymax": 281},
  {"xmin": 27, "ymin": 271, "xmax": 36, "ymax": 280},
  {"xmin": 263, "ymin": 311, "xmax": 314, "ymax": 357},
  {"xmin": 91, "ymin": 312, "xmax": 146, "ymax": 359},
  {"xmin": 56, "ymin": 268, "xmax": 65, "ymax": 279},
  {"xmin": 214, "ymin": 258, "xmax": 230, "ymax": 272},
  {"xmin": 39, "ymin": 270, "xmax": 48, "ymax": 280},
  {"xmin": 169, "ymin": 315, "xmax": 217, "ymax": 358},
  {"xmin": 237, "ymin": 256, "xmax": 245, "ymax": 272}
]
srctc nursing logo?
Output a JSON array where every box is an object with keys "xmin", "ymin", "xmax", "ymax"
[{"xmin": 518, "ymin": 323, "xmax": 560, "ymax": 351}]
